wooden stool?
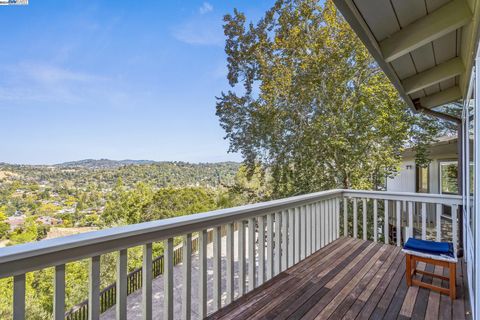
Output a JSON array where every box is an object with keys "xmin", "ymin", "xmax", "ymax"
[{"xmin": 405, "ymin": 253, "xmax": 456, "ymax": 300}]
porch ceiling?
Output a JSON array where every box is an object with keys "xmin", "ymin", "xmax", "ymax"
[{"xmin": 333, "ymin": 0, "xmax": 480, "ymax": 117}]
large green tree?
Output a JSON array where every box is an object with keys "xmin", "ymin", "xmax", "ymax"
[{"xmin": 217, "ymin": 0, "xmax": 446, "ymax": 197}]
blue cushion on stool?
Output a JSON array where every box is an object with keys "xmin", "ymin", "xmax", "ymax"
[{"xmin": 404, "ymin": 238, "xmax": 454, "ymax": 258}]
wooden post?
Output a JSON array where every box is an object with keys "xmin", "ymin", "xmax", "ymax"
[{"xmin": 406, "ymin": 254, "xmax": 412, "ymax": 287}]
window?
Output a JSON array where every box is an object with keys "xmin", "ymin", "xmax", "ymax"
[
  {"xmin": 416, "ymin": 165, "xmax": 429, "ymax": 193},
  {"xmin": 440, "ymin": 161, "xmax": 459, "ymax": 194}
]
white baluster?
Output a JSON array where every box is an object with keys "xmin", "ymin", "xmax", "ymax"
[
  {"xmin": 213, "ymin": 226, "xmax": 222, "ymax": 309},
  {"xmin": 396, "ymin": 201, "xmax": 401, "ymax": 246},
  {"xmin": 452, "ymin": 204, "xmax": 458, "ymax": 251},
  {"xmin": 408, "ymin": 202, "xmax": 413, "ymax": 239},
  {"xmin": 226, "ymin": 223, "xmax": 234, "ymax": 303},
  {"xmin": 421, "ymin": 203, "xmax": 427, "ymax": 240},
  {"xmin": 117, "ymin": 249, "xmax": 128, "ymax": 320},
  {"xmin": 143, "ymin": 243, "xmax": 153, "ymax": 320},
  {"xmin": 316, "ymin": 202, "xmax": 321, "ymax": 249},
  {"xmin": 288, "ymin": 208, "xmax": 295, "ymax": 267},
  {"xmin": 248, "ymin": 218, "xmax": 256, "ymax": 291},
  {"xmin": 306, "ymin": 205, "xmax": 312, "ymax": 256},
  {"xmin": 384, "ymin": 200, "xmax": 389, "ymax": 244},
  {"xmin": 89, "ymin": 256, "xmax": 101, "ymax": 320},
  {"xmin": 373, "ymin": 199, "xmax": 378, "ymax": 242},
  {"xmin": 164, "ymin": 239, "xmax": 173, "ymax": 320},
  {"xmin": 294, "ymin": 208, "xmax": 300, "ymax": 263},
  {"xmin": 321, "ymin": 201, "xmax": 326, "ymax": 247},
  {"xmin": 311, "ymin": 204, "xmax": 317, "ymax": 251},
  {"xmin": 436, "ymin": 203, "xmax": 442, "ymax": 242},
  {"xmin": 343, "ymin": 198, "xmax": 348, "ymax": 237},
  {"xmin": 335, "ymin": 197, "xmax": 340, "ymax": 240},
  {"xmin": 267, "ymin": 214, "xmax": 274, "ymax": 279},
  {"xmin": 199, "ymin": 230, "xmax": 207, "ymax": 317},
  {"xmin": 363, "ymin": 198, "xmax": 367, "ymax": 241},
  {"xmin": 258, "ymin": 216, "xmax": 265, "ymax": 285},
  {"xmin": 353, "ymin": 198, "xmax": 358, "ymax": 239},
  {"xmin": 274, "ymin": 212, "xmax": 281, "ymax": 275},
  {"xmin": 300, "ymin": 206, "xmax": 306, "ymax": 259},
  {"xmin": 182, "ymin": 236, "xmax": 191, "ymax": 320},
  {"xmin": 281, "ymin": 210, "xmax": 288, "ymax": 270},
  {"xmin": 239, "ymin": 221, "xmax": 246, "ymax": 295}
]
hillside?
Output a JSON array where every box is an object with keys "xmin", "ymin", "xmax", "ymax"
[
  {"xmin": 0, "ymin": 161, "xmax": 241, "ymax": 189},
  {"xmin": 55, "ymin": 159, "xmax": 158, "ymax": 169}
]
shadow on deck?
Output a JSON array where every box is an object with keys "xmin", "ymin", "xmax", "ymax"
[{"xmin": 207, "ymin": 237, "xmax": 471, "ymax": 320}]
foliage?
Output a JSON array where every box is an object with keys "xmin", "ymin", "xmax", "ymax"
[
  {"xmin": 217, "ymin": 0, "xmax": 449, "ymax": 197},
  {"xmin": 103, "ymin": 183, "xmax": 218, "ymax": 225},
  {"xmin": 219, "ymin": 164, "xmax": 272, "ymax": 205}
]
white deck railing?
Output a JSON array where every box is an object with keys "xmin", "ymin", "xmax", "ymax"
[{"xmin": 0, "ymin": 189, "xmax": 462, "ymax": 320}]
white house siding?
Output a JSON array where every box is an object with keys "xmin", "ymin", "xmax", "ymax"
[{"xmin": 386, "ymin": 159, "xmax": 416, "ymax": 192}]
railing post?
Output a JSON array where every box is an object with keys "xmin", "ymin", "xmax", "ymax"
[
  {"xmin": 13, "ymin": 274, "xmax": 26, "ymax": 320},
  {"xmin": 54, "ymin": 264, "xmax": 65, "ymax": 320}
]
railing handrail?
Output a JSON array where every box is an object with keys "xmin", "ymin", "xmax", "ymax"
[
  {"xmin": 0, "ymin": 189, "xmax": 342, "ymax": 277},
  {"xmin": 0, "ymin": 189, "xmax": 462, "ymax": 278},
  {"xmin": 343, "ymin": 190, "xmax": 463, "ymax": 205}
]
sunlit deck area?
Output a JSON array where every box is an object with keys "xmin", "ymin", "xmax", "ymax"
[{"xmin": 208, "ymin": 237, "xmax": 471, "ymax": 320}]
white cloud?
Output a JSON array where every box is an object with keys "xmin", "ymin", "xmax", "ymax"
[
  {"xmin": 0, "ymin": 62, "xmax": 131, "ymax": 105},
  {"xmin": 199, "ymin": 2, "xmax": 213, "ymax": 14},
  {"xmin": 172, "ymin": 17, "xmax": 224, "ymax": 46}
]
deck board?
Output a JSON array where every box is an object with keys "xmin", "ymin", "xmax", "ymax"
[{"xmin": 206, "ymin": 237, "xmax": 470, "ymax": 320}]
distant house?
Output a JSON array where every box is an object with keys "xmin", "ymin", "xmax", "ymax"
[
  {"xmin": 7, "ymin": 215, "xmax": 26, "ymax": 231},
  {"xmin": 36, "ymin": 216, "xmax": 61, "ymax": 226}
]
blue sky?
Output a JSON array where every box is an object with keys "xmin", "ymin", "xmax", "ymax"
[{"xmin": 0, "ymin": 0, "xmax": 274, "ymax": 164}]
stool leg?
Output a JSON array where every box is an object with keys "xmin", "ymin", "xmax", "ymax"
[
  {"xmin": 406, "ymin": 254, "xmax": 412, "ymax": 287},
  {"xmin": 449, "ymin": 262, "xmax": 456, "ymax": 300}
]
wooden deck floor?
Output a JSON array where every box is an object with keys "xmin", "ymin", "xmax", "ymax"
[{"xmin": 207, "ymin": 237, "xmax": 471, "ymax": 320}]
